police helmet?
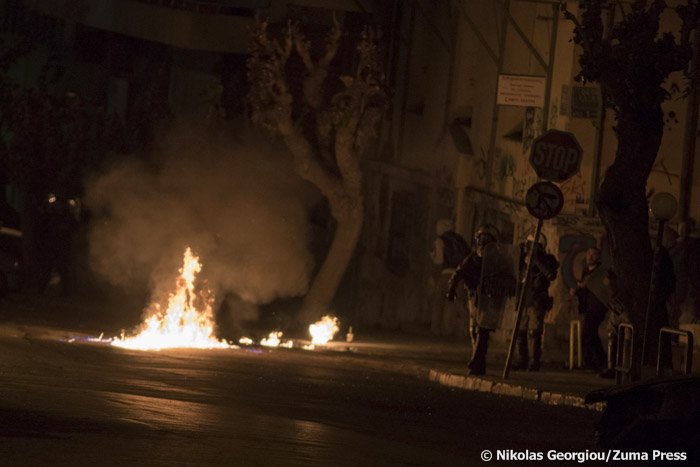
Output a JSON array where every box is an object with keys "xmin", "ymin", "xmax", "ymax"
[{"xmin": 474, "ymin": 224, "xmax": 499, "ymax": 246}]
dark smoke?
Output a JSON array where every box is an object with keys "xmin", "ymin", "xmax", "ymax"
[{"xmin": 85, "ymin": 125, "xmax": 316, "ymax": 330}]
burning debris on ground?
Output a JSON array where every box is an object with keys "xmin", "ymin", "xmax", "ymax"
[
  {"xmin": 111, "ymin": 247, "xmax": 232, "ymax": 351},
  {"xmin": 104, "ymin": 246, "xmax": 343, "ymax": 353}
]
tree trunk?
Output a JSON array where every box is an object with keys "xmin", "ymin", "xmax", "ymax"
[
  {"xmin": 300, "ymin": 199, "xmax": 363, "ymax": 323},
  {"xmin": 597, "ymin": 109, "xmax": 663, "ymax": 377},
  {"xmin": 280, "ymin": 128, "xmax": 365, "ymax": 325}
]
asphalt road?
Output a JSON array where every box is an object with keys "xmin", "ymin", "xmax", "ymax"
[{"xmin": 0, "ymin": 328, "xmax": 599, "ymax": 466}]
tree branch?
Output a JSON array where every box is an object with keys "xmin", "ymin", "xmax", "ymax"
[
  {"xmin": 320, "ymin": 13, "xmax": 342, "ymax": 69},
  {"xmin": 293, "ymin": 15, "xmax": 342, "ymax": 110},
  {"xmin": 247, "ymin": 20, "xmax": 295, "ymax": 132},
  {"xmin": 293, "ymin": 24, "xmax": 315, "ymax": 73},
  {"xmin": 559, "ymin": 1, "xmax": 596, "ymax": 57}
]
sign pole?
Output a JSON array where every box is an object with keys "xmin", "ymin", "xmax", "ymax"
[
  {"xmin": 503, "ymin": 218, "xmax": 544, "ymax": 379},
  {"xmin": 504, "ymin": 128, "xmax": 581, "ymax": 379}
]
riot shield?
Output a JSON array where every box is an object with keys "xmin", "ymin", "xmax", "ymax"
[
  {"xmin": 582, "ymin": 259, "xmax": 613, "ymax": 306},
  {"xmin": 477, "ymin": 243, "xmax": 519, "ymax": 329}
]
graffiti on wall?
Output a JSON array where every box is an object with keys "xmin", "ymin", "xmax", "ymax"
[
  {"xmin": 664, "ymin": 109, "xmax": 680, "ymax": 132},
  {"xmin": 560, "ymin": 171, "xmax": 587, "ymax": 206},
  {"xmin": 497, "ymin": 152, "xmax": 516, "ymax": 181},
  {"xmin": 522, "ymin": 107, "xmax": 543, "ymax": 154},
  {"xmin": 512, "ymin": 176, "xmax": 529, "ymax": 200},
  {"xmin": 549, "ymin": 97, "xmax": 559, "ymax": 130},
  {"xmin": 559, "ymin": 234, "xmax": 596, "ymax": 290},
  {"xmin": 554, "ymin": 213, "xmax": 603, "ymax": 230}
]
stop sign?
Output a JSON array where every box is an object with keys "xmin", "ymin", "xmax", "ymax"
[{"xmin": 529, "ymin": 130, "xmax": 583, "ymax": 182}]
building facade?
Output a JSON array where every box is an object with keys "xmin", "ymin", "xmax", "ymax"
[{"xmin": 356, "ymin": 0, "xmax": 700, "ymax": 348}]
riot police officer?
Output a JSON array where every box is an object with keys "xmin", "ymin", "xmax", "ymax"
[
  {"xmin": 514, "ymin": 233, "xmax": 559, "ymax": 371},
  {"xmin": 446, "ymin": 224, "xmax": 499, "ymax": 375}
]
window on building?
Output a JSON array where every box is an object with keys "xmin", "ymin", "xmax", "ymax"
[{"xmin": 386, "ymin": 189, "xmax": 428, "ymax": 276}]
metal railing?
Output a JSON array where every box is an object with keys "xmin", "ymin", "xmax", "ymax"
[
  {"xmin": 657, "ymin": 327, "xmax": 694, "ymax": 377},
  {"xmin": 615, "ymin": 323, "xmax": 634, "ymax": 385},
  {"xmin": 569, "ymin": 319, "xmax": 582, "ymax": 370}
]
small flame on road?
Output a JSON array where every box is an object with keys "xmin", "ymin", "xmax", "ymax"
[
  {"xmin": 259, "ymin": 331, "xmax": 294, "ymax": 348},
  {"xmin": 260, "ymin": 331, "xmax": 282, "ymax": 347},
  {"xmin": 309, "ymin": 315, "xmax": 339, "ymax": 345},
  {"xmin": 111, "ymin": 247, "xmax": 231, "ymax": 351},
  {"xmin": 239, "ymin": 337, "xmax": 254, "ymax": 346}
]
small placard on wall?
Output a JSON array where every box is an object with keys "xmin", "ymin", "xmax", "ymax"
[
  {"xmin": 571, "ymin": 86, "xmax": 600, "ymax": 119},
  {"xmin": 497, "ymin": 74, "xmax": 546, "ymax": 108}
]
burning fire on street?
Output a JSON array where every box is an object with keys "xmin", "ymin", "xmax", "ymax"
[
  {"xmin": 111, "ymin": 247, "xmax": 232, "ymax": 351},
  {"xmin": 260, "ymin": 331, "xmax": 293, "ymax": 348},
  {"xmin": 309, "ymin": 315, "xmax": 340, "ymax": 345},
  {"xmin": 105, "ymin": 247, "xmax": 343, "ymax": 352}
]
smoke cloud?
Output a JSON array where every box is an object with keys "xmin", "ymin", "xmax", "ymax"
[{"xmin": 85, "ymin": 125, "xmax": 316, "ymax": 323}]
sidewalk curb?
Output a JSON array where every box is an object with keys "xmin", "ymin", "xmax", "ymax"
[{"xmin": 428, "ymin": 369, "xmax": 606, "ymax": 412}]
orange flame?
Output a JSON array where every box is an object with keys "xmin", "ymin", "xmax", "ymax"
[
  {"xmin": 259, "ymin": 331, "xmax": 294, "ymax": 348},
  {"xmin": 260, "ymin": 331, "xmax": 283, "ymax": 347},
  {"xmin": 111, "ymin": 247, "xmax": 231, "ymax": 351},
  {"xmin": 309, "ymin": 315, "xmax": 339, "ymax": 345}
]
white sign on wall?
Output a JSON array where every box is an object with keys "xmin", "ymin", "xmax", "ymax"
[{"xmin": 497, "ymin": 74, "xmax": 546, "ymax": 108}]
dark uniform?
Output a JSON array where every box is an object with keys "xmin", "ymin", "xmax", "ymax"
[
  {"xmin": 446, "ymin": 225, "xmax": 499, "ymax": 375},
  {"xmin": 515, "ymin": 241, "xmax": 559, "ymax": 371},
  {"xmin": 575, "ymin": 262, "xmax": 608, "ymax": 371}
]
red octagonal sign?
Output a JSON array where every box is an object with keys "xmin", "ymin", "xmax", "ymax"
[{"xmin": 529, "ymin": 129, "xmax": 583, "ymax": 182}]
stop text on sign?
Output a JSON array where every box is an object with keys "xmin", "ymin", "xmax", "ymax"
[
  {"xmin": 531, "ymin": 143, "xmax": 579, "ymax": 173},
  {"xmin": 529, "ymin": 129, "xmax": 582, "ymax": 182}
]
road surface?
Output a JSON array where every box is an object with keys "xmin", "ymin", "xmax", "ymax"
[{"xmin": 0, "ymin": 325, "xmax": 599, "ymax": 465}]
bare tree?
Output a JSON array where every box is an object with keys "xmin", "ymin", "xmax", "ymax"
[
  {"xmin": 246, "ymin": 17, "xmax": 387, "ymax": 322},
  {"xmin": 563, "ymin": 0, "xmax": 699, "ymax": 375}
]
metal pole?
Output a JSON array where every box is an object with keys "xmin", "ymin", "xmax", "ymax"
[
  {"xmin": 541, "ymin": 3, "xmax": 558, "ymax": 131},
  {"xmin": 503, "ymin": 217, "xmax": 543, "ymax": 379},
  {"xmin": 454, "ymin": 0, "xmax": 499, "ymax": 64},
  {"xmin": 641, "ymin": 218, "xmax": 665, "ymax": 368},
  {"xmin": 485, "ymin": 0, "xmax": 509, "ymax": 191}
]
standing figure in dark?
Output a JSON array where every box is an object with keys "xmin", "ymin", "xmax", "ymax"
[
  {"xmin": 514, "ymin": 234, "xmax": 559, "ymax": 371},
  {"xmin": 570, "ymin": 248, "xmax": 607, "ymax": 372},
  {"xmin": 35, "ymin": 192, "xmax": 79, "ymax": 295},
  {"xmin": 446, "ymin": 224, "xmax": 499, "ymax": 375},
  {"xmin": 430, "ymin": 218, "xmax": 470, "ymax": 336}
]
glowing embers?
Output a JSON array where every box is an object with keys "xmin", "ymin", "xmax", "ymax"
[
  {"xmin": 112, "ymin": 247, "xmax": 232, "ymax": 351},
  {"xmin": 309, "ymin": 315, "xmax": 339, "ymax": 345}
]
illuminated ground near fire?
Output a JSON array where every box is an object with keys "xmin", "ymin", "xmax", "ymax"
[{"xmin": 109, "ymin": 247, "xmax": 340, "ymax": 351}]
